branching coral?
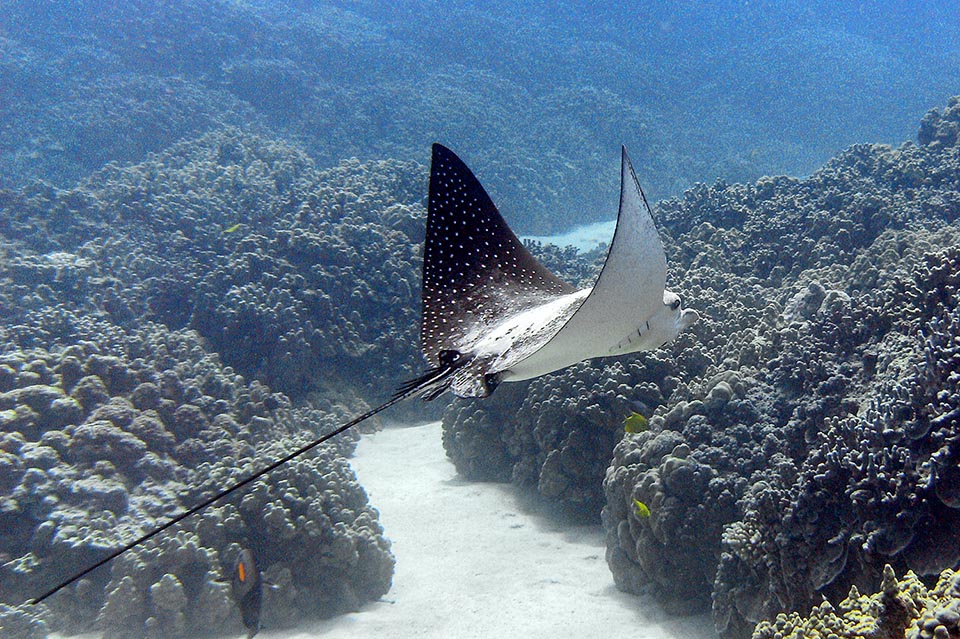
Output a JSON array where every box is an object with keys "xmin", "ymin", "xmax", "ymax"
[{"xmin": 752, "ymin": 565, "xmax": 960, "ymax": 639}]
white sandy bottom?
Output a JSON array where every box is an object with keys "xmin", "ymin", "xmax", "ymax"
[{"xmin": 286, "ymin": 421, "xmax": 713, "ymax": 639}]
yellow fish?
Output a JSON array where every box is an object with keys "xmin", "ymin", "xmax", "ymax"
[
  {"xmin": 623, "ymin": 411, "xmax": 648, "ymax": 434},
  {"xmin": 633, "ymin": 499, "xmax": 650, "ymax": 518},
  {"xmin": 222, "ymin": 223, "xmax": 243, "ymax": 234}
]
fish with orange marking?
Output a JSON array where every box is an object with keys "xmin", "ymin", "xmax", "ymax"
[{"xmin": 231, "ymin": 549, "xmax": 266, "ymax": 638}]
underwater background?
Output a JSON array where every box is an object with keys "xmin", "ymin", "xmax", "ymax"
[{"xmin": 1, "ymin": 1, "xmax": 959, "ymax": 638}]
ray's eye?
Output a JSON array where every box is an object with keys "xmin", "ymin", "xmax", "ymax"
[{"xmin": 669, "ymin": 297, "xmax": 681, "ymax": 311}]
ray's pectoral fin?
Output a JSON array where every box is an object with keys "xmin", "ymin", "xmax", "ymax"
[
  {"xmin": 499, "ymin": 146, "xmax": 693, "ymax": 379},
  {"xmin": 607, "ymin": 290, "xmax": 699, "ymax": 356},
  {"xmin": 419, "ymin": 144, "xmax": 576, "ymax": 370},
  {"xmin": 612, "ymin": 319, "xmax": 654, "ymax": 353},
  {"xmin": 537, "ymin": 146, "xmax": 667, "ymax": 354}
]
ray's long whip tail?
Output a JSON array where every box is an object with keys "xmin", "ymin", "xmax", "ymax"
[{"xmin": 30, "ymin": 362, "xmax": 459, "ymax": 605}]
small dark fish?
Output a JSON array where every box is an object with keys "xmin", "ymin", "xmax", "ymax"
[
  {"xmin": 627, "ymin": 399, "xmax": 651, "ymax": 415},
  {"xmin": 231, "ymin": 549, "xmax": 264, "ymax": 638}
]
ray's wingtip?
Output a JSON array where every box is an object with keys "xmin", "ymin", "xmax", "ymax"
[
  {"xmin": 431, "ymin": 142, "xmax": 454, "ymax": 158},
  {"xmin": 430, "ymin": 143, "xmax": 466, "ymax": 172}
]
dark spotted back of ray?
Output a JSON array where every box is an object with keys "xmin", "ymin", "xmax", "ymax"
[{"xmin": 421, "ymin": 144, "xmax": 575, "ymax": 366}]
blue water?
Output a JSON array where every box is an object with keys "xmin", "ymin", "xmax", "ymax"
[{"xmin": 1, "ymin": 0, "xmax": 957, "ymax": 231}]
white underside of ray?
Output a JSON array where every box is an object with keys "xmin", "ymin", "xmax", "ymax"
[
  {"xmin": 465, "ymin": 288, "xmax": 590, "ymax": 367},
  {"xmin": 490, "ymin": 147, "xmax": 668, "ymax": 382}
]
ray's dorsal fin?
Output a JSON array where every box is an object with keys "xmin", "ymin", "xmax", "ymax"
[{"xmin": 421, "ymin": 144, "xmax": 575, "ymax": 366}]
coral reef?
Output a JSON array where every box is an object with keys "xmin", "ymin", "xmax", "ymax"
[
  {"xmin": 441, "ymin": 97, "xmax": 960, "ymax": 637},
  {"xmin": 1, "ymin": 128, "xmax": 428, "ymax": 416},
  {"xmin": 0, "ymin": 129, "xmax": 416, "ymax": 636},
  {"xmin": 611, "ymin": 103, "xmax": 960, "ymax": 635},
  {"xmin": 0, "ymin": 602, "xmax": 48, "ymax": 639},
  {"xmin": 0, "ymin": 21, "xmax": 958, "ymax": 632},
  {"xmin": 2, "ymin": 0, "xmax": 954, "ymax": 231},
  {"xmin": 0, "ymin": 326, "xmax": 392, "ymax": 638},
  {"xmin": 752, "ymin": 565, "xmax": 960, "ymax": 639},
  {"xmin": 918, "ymin": 96, "xmax": 960, "ymax": 149}
]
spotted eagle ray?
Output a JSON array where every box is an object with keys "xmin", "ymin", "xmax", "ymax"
[{"xmin": 32, "ymin": 144, "xmax": 697, "ymax": 604}]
